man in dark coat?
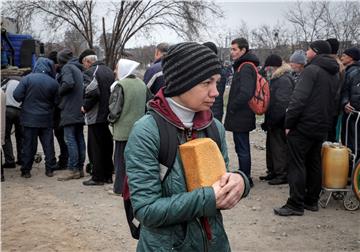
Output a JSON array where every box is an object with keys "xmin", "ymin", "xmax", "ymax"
[
  {"xmin": 274, "ymin": 40, "xmax": 340, "ymax": 216},
  {"xmin": 56, "ymin": 49, "xmax": 86, "ymax": 181},
  {"xmin": 13, "ymin": 58, "xmax": 59, "ymax": 178},
  {"xmin": 340, "ymin": 47, "xmax": 360, "ymax": 166},
  {"xmin": 79, "ymin": 49, "xmax": 115, "ymax": 186},
  {"xmin": 143, "ymin": 42, "xmax": 169, "ymax": 95},
  {"xmin": 224, "ymin": 37, "xmax": 259, "ymax": 187},
  {"xmin": 203, "ymin": 42, "xmax": 227, "ymax": 122},
  {"xmin": 259, "ymin": 55, "xmax": 294, "ymax": 185}
]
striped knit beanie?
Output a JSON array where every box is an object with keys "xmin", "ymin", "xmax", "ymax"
[{"xmin": 162, "ymin": 42, "xmax": 222, "ymax": 97}]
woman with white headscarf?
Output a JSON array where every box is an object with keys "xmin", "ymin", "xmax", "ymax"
[{"xmin": 108, "ymin": 59, "xmax": 152, "ymax": 195}]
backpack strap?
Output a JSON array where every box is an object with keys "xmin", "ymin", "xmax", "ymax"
[
  {"xmin": 205, "ymin": 120, "xmax": 221, "ymax": 150},
  {"xmin": 237, "ymin": 61, "xmax": 257, "ymax": 73},
  {"xmin": 149, "ymin": 111, "xmax": 179, "ymax": 182}
]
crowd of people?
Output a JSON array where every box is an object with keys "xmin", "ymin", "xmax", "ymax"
[{"xmin": 1, "ymin": 37, "xmax": 359, "ymax": 250}]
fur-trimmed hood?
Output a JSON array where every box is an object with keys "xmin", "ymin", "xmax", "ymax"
[{"xmin": 271, "ymin": 63, "xmax": 292, "ymax": 80}]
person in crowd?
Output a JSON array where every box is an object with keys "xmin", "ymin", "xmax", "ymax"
[
  {"xmin": 274, "ymin": 40, "xmax": 340, "ymax": 216},
  {"xmin": 224, "ymin": 37, "xmax": 260, "ymax": 187},
  {"xmin": 56, "ymin": 49, "xmax": 86, "ymax": 181},
  {"xmin": 1, "ymin": 89, "xmax": 6, "ymax": 182},
  {"xmin": 125, "ymin": 42, "xmax": 250, "ymax": 251},
  {"xmin": 13, "ymin": 58, "xmax": 59, "ymax": 178},
  {"xmin": 289, "ymin": 50, "xmax": 306, "ymax": 83},
  {"xmin": 203, "ymin": 41, "xmax": 227, "ymax": 122},
  {"xmin": 143, "ymin": 42, "xmax": 169, "ymax": 94},
  {"xmin": 108, "ymin": 58, "xmax": 151, "ymax": 194},
  {"xmin": 340, "ymin": 47, "xmax": 360, "ymax": 165},
  {"xmin": 326, "ymin": 38, "xmax": 346, "ymax": 142},
  {"xmin": 79, "ymin": 49, "xmax": 115, "ymax": 186},
  {"xmin": 259, "ymin": 55, "xmax": 294, "ymax": 185},
  {"xmin": 47, "ymin": 51, "xmax": 68, "ymax": 170},
  {"xmin": 1, "ymin": 76, "xmax": 23, "ymax": 168}
]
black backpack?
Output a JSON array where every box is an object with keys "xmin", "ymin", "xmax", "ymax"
[{"xmin": 123, "ymin": 111, "xmax": 221, "ymax": 240}]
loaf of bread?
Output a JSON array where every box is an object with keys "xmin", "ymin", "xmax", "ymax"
[{"xmin": 179, "ymin": 138, "xmax": 226, "ymax": 191}]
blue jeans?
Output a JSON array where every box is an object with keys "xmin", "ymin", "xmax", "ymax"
[
  {"xmin": 233, "ymin": 132, "xmax": 251, "ymax": 178},
  {"xmin": 22, "ymin": 127, "xmax": 56, "ymax": 173},
  {"xmin": 63, "ymin": 124, "xmax": 85, "ymax": 171}
]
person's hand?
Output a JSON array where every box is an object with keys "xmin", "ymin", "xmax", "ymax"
[
  {"xmin": 212, "ymin": 172, "xmax": 245, "ymax": 210},
  {"xmin": 285, "ymin": 129, "xmax": 290, "ymax": 136},
  {"xmin": 344, "ymin": 102, "xmax": 354, "ymax": 114},
  {"xmin": 81, "ymin": 106, "xmax": 86, "ymax": 114}
]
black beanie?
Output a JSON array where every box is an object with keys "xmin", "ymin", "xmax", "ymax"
[
  {"xmin": 163, "ymin": 42, "xmax": 222, "ymax": 97},
  {"xmin": 79, "ymin": 49, "xmax": 96, "ymax": 63},
  {"xmin": 344, "ymin": 47, "xmax": 360, "ymax": 61},
  {"xmin": 47, "ymin": 51, "xmax": 58, "ymax": 64},
  {"xmin": 310, "ymin": 40, "xmax": 331, "ymax": 55},
  {"xmin": 326, "ymin": 38, "xmax": 339, "ymax": 54},
  {"xmin": 203, "ymin": 42, "xmax": 218, "ymax": 54},
  {"xmin": 264, "ymin": 54, "xmax": 282, "ymax": 67},
  {"xmin": 57, "ymin": 49, "xmax": 73, "ymax": 65}
]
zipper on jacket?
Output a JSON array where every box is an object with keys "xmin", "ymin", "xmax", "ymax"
[
  {"xmin": 186, "ymin": 127, "xmax": 193, "ymax": 141},
  {"xmin": 196, "ymin": 218, "xmax": 209, "ymax": 252}
]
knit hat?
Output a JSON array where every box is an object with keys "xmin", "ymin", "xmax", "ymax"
[
  {"xmin": 79, "ymin": 49, "xmax": 96, "ymax": 63},
  {"xmin": 162, "ymin": 42, "xmax": 222, "ymax": 97},
  {"xmin": 289, "ymin": 50, "xmax": 306, "ymax": 65},
  {"xmin": 57, "ymin": 49, "xmax": 73, "ymax": 65},
  {"xmin": 203, "ymin": 42, "xmax": 218, "ymax": 54},
  {"xmin": 326, "ymin": 38, "xmax": 340, "ymax": 54},
  {"xmin": 309, "ymin": 40, "xmax": 331, "ymax": 55},
  {"xmin": 344, "ymin": 47, "xmax": 360, "ymax": 61},
  {"xmin": 47, "ymin": 51, "xmax": 58, "ymax": 64},
  {"xmin": 264, "ymin": 54, "xmax": 282, "ymax": 67}
]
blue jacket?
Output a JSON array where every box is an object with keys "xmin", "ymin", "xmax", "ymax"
[
  {"xmin": 13, "ymin": 57, "xmax": 59, "ymax": 128},
  {"xmin": 57, "ymin": 58, "xmax": 85, "ymax": 127},
  {"xmin": 143, "ymin": 59, "xmax": 165, "ymax": 95}
]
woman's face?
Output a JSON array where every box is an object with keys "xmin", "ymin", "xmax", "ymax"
[{"xmin": 172, "ymin": 74, "xmax": 221, "ymax": 112}]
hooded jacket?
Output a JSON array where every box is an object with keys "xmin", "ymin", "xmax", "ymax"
[
  {"xmin": 143, "ymin": 58, "xmax": 165, "ymax": 95},
  {"xmin": 264, "ymin": 64, "xmax": 295, "ymax": 129},
  {"xmin": 13, "ymin": 58, "xmax": 59, "ymax": 128},
  {"xmin": 285, "ymin": 54, "xmax": 340, "ymax": 139},
  {"xmin": 224, "ymin": 52, "xmax": 260, "ymax": 132},
  {"xmin": 83, "ymin": 61, "xmax": 114, "ymax": 125},
  {"xmin": 57, "ymin": 58, "xmax": 84, "ymax": 127},
  {"xmin": 125, "ymin": 89, "xmax": 249, "ymax": 252},
  {"xmin": 341, "ymin": 61, "xmax": 360, "ymax": 111}
]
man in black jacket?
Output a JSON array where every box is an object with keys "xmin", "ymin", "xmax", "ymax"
[
  {"xmin": 224, "ymin": 38, "xmax": 259, "ymax": 187},
  {"xmin": 274, "ymin": 40, "xmax": 340, "ymax": 216},
  {"xmin": 340, "ymin": 47, "xmax": 360, "ymax": 166},
  {"xmin": 79, "ymin": 49, "xmax": 115, "ymax": 186},
  {"xmin": 260, "ymin": 55, "xmax": 294, "ymax": 185}
]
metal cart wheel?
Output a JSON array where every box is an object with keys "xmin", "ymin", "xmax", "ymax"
[
  {"xmin": 332, "ymin": 191, "xmax": 344, "ymax": 200},
  {"xmin": 343, "ymin": 192, "xmax": 359, "ymax": 211},
  {"xmin": 352, "ymin": 160, "xmax": 360, "ymax": 201}
]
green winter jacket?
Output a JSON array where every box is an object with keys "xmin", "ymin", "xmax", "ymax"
[{"xmin": 125, "ymin": 113, "xmax": 233, "ymax": 252}]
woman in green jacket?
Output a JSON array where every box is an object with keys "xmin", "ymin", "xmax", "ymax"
[{"xmin": 125, "ymin": 42, "xmax": 250, "ymax": 252}]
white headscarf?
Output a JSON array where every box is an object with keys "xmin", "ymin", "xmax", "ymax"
[{"xmin": 110, "ymin": 59, "xmax": 140, "ymax": 92}]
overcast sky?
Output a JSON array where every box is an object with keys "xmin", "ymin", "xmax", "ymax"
[{"xmin": 127, "ymin": 1, "xmax": 297, "ymax": 48}]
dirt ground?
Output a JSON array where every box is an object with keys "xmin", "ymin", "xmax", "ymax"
[{"xmin": 1, "ymin": 123, "xmax": 360, "ymax": 252}]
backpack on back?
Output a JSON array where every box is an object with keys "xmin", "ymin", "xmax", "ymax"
[
  {"xmin": 237, "ymin": 62, "xmax": 270, "ymax": 115},
  {"xmin": 123, "ymin": 111, "xmax": 221, "ymax": 240}
]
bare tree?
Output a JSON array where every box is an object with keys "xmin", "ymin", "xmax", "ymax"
[{"xmin": 3, "ymin": 0, "xmax": 222, "ymax": 68}]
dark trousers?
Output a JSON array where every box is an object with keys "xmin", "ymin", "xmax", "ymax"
[
  {"xmin": 233, "ymin": 131, "xmax": 251, "ymax": 178},
  {"xmin": 266, "ymin": 128, "xmax": 288, "ymax": 179},
  {"xmin": 54, "ymin": 126, "xmax": 68, "ymax": 167},
  {"xmin": 113, "ymin": 140, "xmax": 127, "ymax": 194},
  {"xmin": 22, "ymin": 127, "xmax": 56, "ymax": 173},
  {"xmin": 3, "ymin": 107, "xmax": 23, "ymax": 164},
  {"xmin": 87, "ymin": 123, "xmax": 114, "ymax": 182},
  {"xmin": 327, "ymin": 115, "xmax": 339, "ymax": 143},
  {"xmin": 286, "ymin": 130, "xmax": 323, "ymax": 210}
]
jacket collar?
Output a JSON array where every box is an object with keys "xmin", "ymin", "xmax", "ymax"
[{"xmin": 148, "ymin": 88, "xmax": 213, "ymax": 130}]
